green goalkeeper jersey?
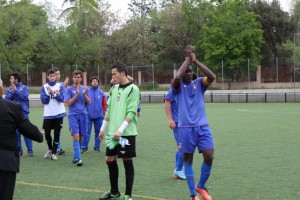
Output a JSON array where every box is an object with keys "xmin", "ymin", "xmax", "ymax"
[{"xmin": 105, "ymin": 82, "xmax": 140, "ymax": 136}]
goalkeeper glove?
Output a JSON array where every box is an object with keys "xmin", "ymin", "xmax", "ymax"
[
  {"xmin": 107, "ymin": 139, "xmax": 119, "ymax": 150},
  {"xmin": 105, "ymin": 135, "xmax": 119, "ymax": 150},
  {"xmin": 104, "ymin": 135, "xmax": 113, "ymax": 145}
]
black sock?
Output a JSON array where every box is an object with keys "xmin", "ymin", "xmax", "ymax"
[
  {"xmin": 123, "ymin": 159, "xmax": 134, "ymax": 196},
  {"xmin": 44, "ymin": 129, "xmax": 52, "ymax": 150},
  {"xmin": 107, "ymin": 160, "xmax": 119, "ymax": 194},
  {"xmin": 52, "ymin": 129, "xmax": 60, "ymax": 154}
]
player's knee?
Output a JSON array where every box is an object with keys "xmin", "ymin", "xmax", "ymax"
[
  {"xmin": 183, "ymin": 153, "xmax": 193, "ymax": 164},
  {"xmin": 72, "ymin": 134, "xmax": 80, "ymax": 141},
  {"xmin": 105, "ymin": 156, "xmax": 116, "ymax": 163},
  {"xmin": 203, "ymin": 151, "xmax": 214, "ymax": 165}
]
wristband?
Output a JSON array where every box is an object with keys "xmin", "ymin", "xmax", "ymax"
[
  {"xmin": 100, "ymin": 120, "xmax": 108, "ymax": 132},
  {"xmin": 118, "ymin": 121, "xmax": 129, "ymax": 133}
]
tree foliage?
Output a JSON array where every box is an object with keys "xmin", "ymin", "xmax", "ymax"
[
  {"xmin": 200, "ymin": 0, "xmax": 263, "ymax": 81},
  {"xmin": 0, "ymin": 0, "xmax": 299, "ymax": 85},
  {"xmin": 0, "ymin": 0, "xmax": 48, "ymax": 72},
  {"xmin": 249, "ymin": 0, "xmax": 295, "ymax": 67}
]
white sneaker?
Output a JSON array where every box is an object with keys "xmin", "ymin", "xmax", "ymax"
[
  {"xmin": 51, "ymin": 154, "xmax": 58, "ymax": 160},
  {"xmin": 44, "ymin": 150, "xmax": 52, "ymax": 159},
  {"xmin": 76, "ymin": 159, "xmax": 83, "ymax": 166}
]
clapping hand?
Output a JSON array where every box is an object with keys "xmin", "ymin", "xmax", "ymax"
[
  {"xmin": 46, "ymin": 86, "xmax": 54, "ymax": 95},
  {"xmin": 185, "ymin": 45, "xmax": 196, "ymax": 61},
  {"xmin": 82, "ymin": 87, "xmax": 88, "ymax": 95}
]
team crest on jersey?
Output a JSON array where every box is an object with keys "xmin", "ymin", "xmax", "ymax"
[{"xmin": 193, "ymin": 84, "xmax": 197, "ymax": 89}]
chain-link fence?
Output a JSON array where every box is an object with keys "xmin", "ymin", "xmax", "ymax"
[{"xmin": 1, "ymin": 57, "xmax": 300, "ymax": 90}]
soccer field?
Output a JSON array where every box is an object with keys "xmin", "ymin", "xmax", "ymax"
[{"xmin": 14, "ymin": 103, "xmax": 300, "ymax": 200}]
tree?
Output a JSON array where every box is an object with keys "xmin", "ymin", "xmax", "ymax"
[
  {"xmin": 49, "ymin": 0, "xmax": 111, "ymax": 70},
  {"xmin": 154, "ymin": 2, "xmax": 191, "ymax": 65},
  {"xmin": 0, "ymin": 0, "xmax": 48, "ymax": 72},
  {"xmin": 128, "ymin": 0, "xmax": 157, "ymax": 18},
  {"xmin": 200, "ymin": 0, "xmax": 263, "ymax": 83},
  {"xmin": 250, "ymin": 0, "xmax": 294, "ymax": 65}
]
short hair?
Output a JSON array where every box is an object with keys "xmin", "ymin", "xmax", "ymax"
[
  {"xmin": 11, "ymin": 72, "xmax": 21, "ymax": 82},
  {"xmin": 72, "ymin": 70, "xmax": 83, "ymax": 78},
  {"xmin": 47, "ymin": 69, "xmax": 56, "ymax": 75},
  {"xmin": 52, "ymin": 67, "xmax": 59, "ymax": 72},
  {"xmin": 111, "ymin": 62, "xmax": 128, "ymax": 76},
  {"xmin": 90, "ymin": 76, "xmax": 99, "ymax": 83}
]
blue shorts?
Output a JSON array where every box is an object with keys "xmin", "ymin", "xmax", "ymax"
[
  {"xmin": 173, "ymin": 123, "xmax": 181, "ymax": 146},
  {"xmin": 179, "ymin": 124, "xmax": 214, "ymax": 153},
  {"xmin": 68, "ymin": 114, "xmax": 88, "ymax": 136}
]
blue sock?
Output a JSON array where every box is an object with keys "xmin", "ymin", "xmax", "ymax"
[
  {"xmin": 73, "ymin": 141, "xmax": 81, "ymax": 159},
  {"xmin": 184, "ymin": 161, "xmax": 196, "ymax": 196},
  {"xmin": 176, "ymin": 151, "xmax": 184, "ymax": 171},
  {"xmin": 175, "ymin": 151, "xmax": 179, "ymax": 170},
  {"xmin": 198, "ymin": 162, "xmax": 212, "ymax": 188}
]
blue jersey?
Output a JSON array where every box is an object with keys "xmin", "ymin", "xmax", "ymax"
[
  {"xmin": 64, "ymin": 85, "xmax": 88, "ymax": 115},
  {"xmin": 59, "ymin": 81, "xmax": 67, "ymax": 90},
  {"xmin": 5, "ymin": 82, "xmax": 29, "ymax": 115},
  {"xmin": 164, "ymin": 86, "xmax": 178, "ymax": 123},
  {"xmin": 173, "ymin": 77, "xmax": 208, "ymax": 127}
]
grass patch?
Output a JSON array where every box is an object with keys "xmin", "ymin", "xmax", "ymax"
[{"xmin": 14, "ymin": 103, "xmax": 300, "ymax": 200}]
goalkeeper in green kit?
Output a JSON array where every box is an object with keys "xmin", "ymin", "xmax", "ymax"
[{"xmin": 99, "ymin": 62, "xmax": 140, "ymax": 200}]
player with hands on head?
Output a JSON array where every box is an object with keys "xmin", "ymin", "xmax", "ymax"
[
  {"xmin": 172, "ymin": 45, "xmax": 215, "ymax": 200},
  {"xmin": 99, "ymin": 62, "xmax": 140, "ymax": 200}
]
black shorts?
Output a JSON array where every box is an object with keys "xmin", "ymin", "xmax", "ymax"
[
  {"xmin": 106, "ymin": 136, "xmax": 136, "ymax": 158},
  {"xmin": 43, "ymin": 118, "xmax": 64, "ymax": 130}
]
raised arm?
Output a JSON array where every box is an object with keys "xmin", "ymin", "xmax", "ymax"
[
  {"xmin": 173, "ymin": 45, "xmax": 195, "ymax": 90},
  {"xmin": 192, "ymin": 58, "xmax": 215, "ymax": 84}
]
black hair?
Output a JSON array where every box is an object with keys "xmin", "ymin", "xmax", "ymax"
[
  {"xmin": 111, "ymin": 62, "xmax": 128, "ymax": 76},
  {"xmin": 11, "ymin": 72, "xmax": 21, "ymax": 82},
  {"xmin": 47, "ymin": 69, "xmax": 56, "ymax": 75},
  {"xmin": 52, "ymin": 67, "xmax": 59, "ymax": 72},
  {"xmin": 90, "ymin": 76, "xmax": 99, "ymax": 83},
  {"xmin": 72, "ymin": 70, "xmax": 83, "ymax": 78}
]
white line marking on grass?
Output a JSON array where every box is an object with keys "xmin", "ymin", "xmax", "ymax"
[
  {"xmin": 236, "ymin": 109, "xmax": 300, "ymax": 114},
  {"xmin": 16, "ymin": 181, "xmax": 168, "ymax": 200}
]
